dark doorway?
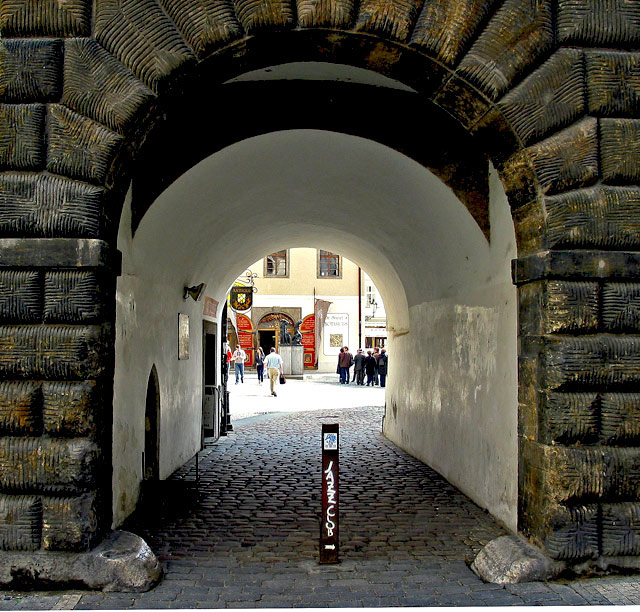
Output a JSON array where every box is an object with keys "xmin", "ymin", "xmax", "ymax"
[
  {"xmin": 144, "ymin": 365, "xmax": 160, "ymax": 481},
  {"xmin": 203, "ymin": 321, "xmax": 219, "ymax": 440},
  {"xmin": 259, "ymin": 330, "xmax": 276, "ymax": 353}
]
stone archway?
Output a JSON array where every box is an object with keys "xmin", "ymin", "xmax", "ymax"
[{"xmin": 1, "ymin": 0, "xmax": 640, "ymax": 587}]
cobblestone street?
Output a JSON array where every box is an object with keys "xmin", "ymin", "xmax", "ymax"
[{"xmin": 2, "ymin": 390, "xmax": 640, "ymax": 608}]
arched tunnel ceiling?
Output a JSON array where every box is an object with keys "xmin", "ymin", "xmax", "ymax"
[
  {"xmin": 130, "ymin": 65, "xmax": 491, "ymax": 239},
  {"xmin": 125, "ymin": 129, "xmax": 513, "ymax": 333}
]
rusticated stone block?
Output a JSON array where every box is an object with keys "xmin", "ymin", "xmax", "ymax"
[
  {"xmin": 432, "ymin": 75, "xmax": 492, "ymax": 129},
  {"xmin": 548, "ymin": 446, "xmax": 605, "ymax": 503},
  {"xmin": 558, "ymin": 0, "xmax": 640, "ymax": 47},
  {"xmin": 63, "ymin": 39, "xmax": 155, "ymax": 135},
  {"xmin": 456, "ymin": 0, "xmax": 554, "ymax": 101},
  {"xmin": 505, "ymin": 118, "xmax": 598, "ymax": 197},
  {"xmin": 0, "ymin": 173, "xmax": 104, "ymax": 238},
  {"xmin": 602, "ymin": 503, "xmax": 640, "ymax": 557},
  {"xmin": 410, "ymin": 0, "xmax": 498, "ymax": 66},
  {"xmin": 542, "ymin": 392, "xmax": 599, "ymax": 445},
  {"xmin": 608, "ymin": 447, "xmax": 640, "ymax": 500},
  {"xmin": 95, "ymin": 0, "xmax": 195, "ymax": 93},
  {"xmin": 518, "ymin": 280, "xmax": 599, "ymax": 336},
  {"xmin": 601, "ymin": 393, "xmax": 640, "ymax": 446},
  {"xmin": 44, "ymin": 271, "xmax": 104, "ymax": 323},
  {"xmin": 496, "ymin": 49, "xmax": 585, "ymax": 147},
  {"xmin": 518, "ymin": 356, "xmax": 539, "ymax": 440},
  {"xmin": 0, "ymin": 0, "xmax": 91, "ymax": 37},
  {"xmin": 0, "ymin": 40, "xmax": 62, "ymax": 102},
  {"xmin": 544, "ymin": 504, "xmax": 599, "ymax": 561},
  {"xmin": 601, "ymin": 119, "xmax": 640, "ymax": 184},
  {"xmin": 355, "ymin": 0, "xmax": 423, "ymax": 42},
  {"xmin": 0, "ymin": 382, "xmax": 42, "ymax": 436},
  {"xmin": 297, "ymin": 0, "xmax": 355, "ymax": 29},
  {"xmin": 0, "ymin": 325, "xmax": 110, "ymax": 380},
  {"xmin": 587, "ymin": 51, "xmax": 640, "ymax": 117},
  {"xmin": 0, "ymin": 437, "xmax": 99, "ymax": 493},
  {"xmin": 160, "ymin": 0, "xmax": 242, "ymax": 58},
  {"xmin": 0, "ymin": 270, "xmax": 41, "ymax": 322},
  {"xmin": 545, "ymin": 186, "xmax": 640, "ymax": 250},
  {"xmin": 43, "ymin": 381, "xmax": 100, "ymax": 438},
  {"xmin": 0, "ymin": 495, "xmax": 41, "ymax": 551},
  {"xmin": 603, "ymin": 283, "xmax": 640, "ymax": 332},
  {"xmin": 0, "ymin": 104, "xmax": 45, "ymax": 171},
  {"xmin": 543, "ymin": 336, "xmax": 640, "ymax": 390},
  {"xmin": 42, "ymin": 492, "xmax": 99, "ymax": 551},
  {"xmin": 521, "ymin": 439, "xmax": 605, "ymax": 504},
  {"xmin": 232, "ymin": 0, "xmax": 295, "ymax": 32},
  {"xmin": 47, "ymin": 105, "xmax": 123, "ymax": 185},
  {"xmin": 511, "ymin": 196, "xmax": 543, "ymax": 253}
]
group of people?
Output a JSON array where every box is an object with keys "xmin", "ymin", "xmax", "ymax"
[
  {"xmin": 337, "ymin": 346, "xmax": 388, "ymax": 387},
  {"xmin": 228, "ymin": 342, "xmax": 388, "ymax": 395},
  {"xmin": 229, "ymin": 344, "xmax": 284, "ymax": 397}
]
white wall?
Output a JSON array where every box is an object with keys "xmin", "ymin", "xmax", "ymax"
[
  {"xmin": 383, "ymin": 167, "xmax": 518, "ymax": 530},
  {"xmin": 112, "ymin": 128, "xmax": 517, "ymax": 531},
  {"xmin": 112, "ymin": 188, "xmax": 208, "ymax": 527}
]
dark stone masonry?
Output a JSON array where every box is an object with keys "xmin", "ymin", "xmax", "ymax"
[{"xmin": 1, "ymin": 0, "xmax": 640, "ymax": 586}]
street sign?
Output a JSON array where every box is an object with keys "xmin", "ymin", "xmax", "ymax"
[{"xmin": 320, "ymin": 423, "xmax": 339, "ymax": 564}]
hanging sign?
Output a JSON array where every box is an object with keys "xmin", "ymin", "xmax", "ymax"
[
  {"xmin": 320, "ymin": 423, "xmax": 339, "ymax": 564},
  {"xmin": 230, "ymin": 285, "xmax": 252, "ymax": 311},
  {"xmin": 237, "ymin": 313, "xmax": 254, "ymax": 367}
]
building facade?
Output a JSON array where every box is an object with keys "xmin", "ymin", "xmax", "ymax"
[{"xmin": 228, "ymin": 248, "xmax": 386, "ymax": 372}]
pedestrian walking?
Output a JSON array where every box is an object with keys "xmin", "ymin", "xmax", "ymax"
[
  {"xmin": 338, "ymin": 346, "xmax": 353, "ymax": 384},
  {"xmin": 377, "ymin": 348, "xmax": 388, "ymax": 388},
  {"xmin": 264, "ymin": 347, "xmax": 284, "ymax": 396},
  {"xmin": 255, "ymin": 346, "xmax": 265, "ymax": 384},
  {"xmin": 364, "ymin": 349, "xmax": 376, "ymax": 386},
  {"xmin": 353, "ymin": 348, "xmax": 366, "ymax": 385},
  {"xmin": 232, "ymin": 344, "xmax": 246, "ymax": 384}
]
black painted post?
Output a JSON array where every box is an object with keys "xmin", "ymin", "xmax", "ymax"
[{"xmin": 320, "ymin": 423, "xmax": 339, "ymax": 564}]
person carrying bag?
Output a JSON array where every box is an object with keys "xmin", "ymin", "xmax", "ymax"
[{"xmin": 264, "ymin": 347, "xmax": 284, "ymax": 397}]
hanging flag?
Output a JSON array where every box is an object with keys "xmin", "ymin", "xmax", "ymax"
[
  {"xmin": 230, "ymin": 285, "xmax": 253, "ymax": 311},
  {"xmin": 314, "ymin": 299, "xmax": 332, "ymax": 367}
]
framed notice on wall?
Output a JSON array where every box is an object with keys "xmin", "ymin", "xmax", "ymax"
[
  {"xmin": 323, "ymin": 313, "xmax": 348, "ymax": 356},
  {"xmin": 178, "ymin": 313, "xmax": 189, "ymax": 360}
]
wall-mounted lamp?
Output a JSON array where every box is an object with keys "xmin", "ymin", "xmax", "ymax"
[{"xmin": 183, "ymin": 283, "xmax": 207, "ymax": 301}]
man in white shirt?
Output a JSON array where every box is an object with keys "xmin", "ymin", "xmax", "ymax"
[
  {"xmin": 264, "ymin": 347, "xmax": 284, "ymax": 397},
  {"xmin": 232, "ymin": 345, "xmax": 246, "ymax": 384}
]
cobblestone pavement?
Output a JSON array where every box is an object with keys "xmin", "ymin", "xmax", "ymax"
[{"xmin": 2, "ymin": 404, "xmax": 640, "ymax": 609}]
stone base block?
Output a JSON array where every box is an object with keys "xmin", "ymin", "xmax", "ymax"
[
  {"xmin": 0, "ymin": 530, "xmax": 162, "ymax": 592},
  {"xmin": 471, "ymin": 535, "xmax": 563, "ymax": 584}
]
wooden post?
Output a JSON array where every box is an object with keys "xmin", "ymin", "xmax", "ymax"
[{"xmin": 320, "ymin": 423, "xmax": 339, "ymax": 564}]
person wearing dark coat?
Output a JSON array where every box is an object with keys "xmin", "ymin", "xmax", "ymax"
[
  {"xmin": 353, "ymin": 349, "xmax": 366, "ymax": 385},
  {"xmin": 377, "ymin": 348, "xmax": 388, "ymax": 388},
  {"xmin": 338, "ymin": 346, "xmax": 353, "ymax": 384},
  {"xmin": 364, "ymin": 350, "xmax": 377, "ymax": 386},
  {"xmin": 372, "ymin": 347, "xmax": 381, "ymax": 385}
]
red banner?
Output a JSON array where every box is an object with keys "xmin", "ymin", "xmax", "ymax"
[
  {"xmin": 301, "ymin": 314, "xmax": 315, "ymax": 369},
  {"xmin": 237, "ymin": 314, "xmax": 254, "ymax": 366}
]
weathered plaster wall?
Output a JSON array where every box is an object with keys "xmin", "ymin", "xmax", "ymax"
[
  {"xmin": 383, "ymin": 167, "xmax": 518, "ymax": 530},
  {"xmin": 112, "ymin": 188, "xmax": 206, "ymax": 527}
]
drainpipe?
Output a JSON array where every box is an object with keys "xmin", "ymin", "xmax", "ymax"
[{"xmin": 358, "ymin": 267, "xmax": 362, "ymax": 349}]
